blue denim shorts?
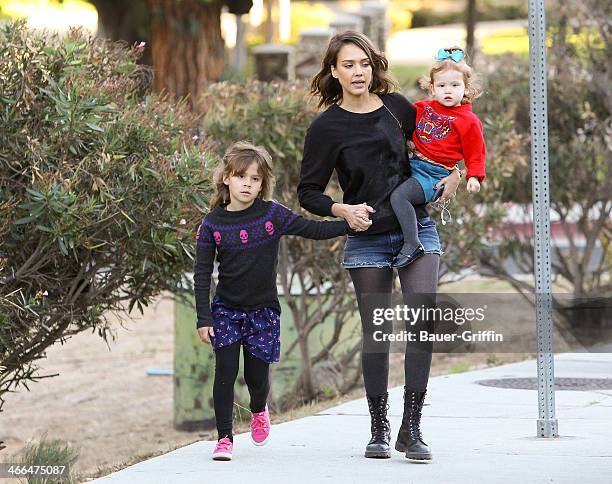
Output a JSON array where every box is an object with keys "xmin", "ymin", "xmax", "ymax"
[
  {"xmin": 410, "ymin": 156, "xmax": 452, "ymax": 203},
  {"xmin": 342, "ymin": 216, "xmax": 442, "ymax": 269}
]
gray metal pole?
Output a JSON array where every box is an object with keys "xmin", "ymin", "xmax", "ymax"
[{"xmin": 528, "ymin": 0, "xmax": 558, "ymax": 438}]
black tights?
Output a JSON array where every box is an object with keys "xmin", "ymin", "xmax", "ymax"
[
  {"xmin": 390, "ymin": 178, "xmax": 426, "ymax": 254},
  {"xmin": 213, "ymin": 342, "xmax": 270, "ymax": 440},
  {"xmin": 349, "ymin": 254, "xmax": 439, "ymax": 396}
]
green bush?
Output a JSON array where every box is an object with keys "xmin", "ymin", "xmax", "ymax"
[
  {"xmin": 0, "ymin": 21, "xmax": 212, "ymax": 409},
  {"xmin": 200, "ymin": 80, "xmax": 322, "ymax": 206},
  {"xmin": 15, "ymin": 434, "xmax": 79, "ymax": 484}
]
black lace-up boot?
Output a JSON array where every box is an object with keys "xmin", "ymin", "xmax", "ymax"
[
  {"xmin": 364, "ymin": 392, "xmax": 391, "ymax": 458},
  {"xmin": 395, "ymin": 388, "xmax": 432, "ymax": 461}
]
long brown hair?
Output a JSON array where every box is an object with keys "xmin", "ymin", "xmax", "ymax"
[
  {"xmin": 310, "ymin": 31, "xmax": 398, "ymax": 109},
  {"xmin": 210, "ymin": 141, "xmax": 276, "ymax": 209}
]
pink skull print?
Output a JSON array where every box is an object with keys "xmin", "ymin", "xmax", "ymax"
[
  {"xmin": 264, "ymin": 221, "xmax": 274, "ymax": 236},
  {"xmin": 239, "ymin": 229, "xmax": 249, "ymax": 244}
]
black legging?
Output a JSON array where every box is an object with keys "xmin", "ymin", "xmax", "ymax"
[
  {"xmin": 213, "ymin": 341, "xmax": 270, "ymax": 440},
  {"xmin": 349, "ymin": 253, "xmax": 439, "ymax": 396},
  {"xmin": 390, "ymin": 178, "xmax": 426, "ymax": 254}
]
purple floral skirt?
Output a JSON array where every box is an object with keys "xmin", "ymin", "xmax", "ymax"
[{"xmin": 210, "ymin": 294, "xmax": 281, "ymax": 364}]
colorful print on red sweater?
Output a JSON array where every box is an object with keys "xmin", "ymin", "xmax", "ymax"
[{"xmin": 416, "ymin": 105, "xmax": 456, "ymax": 143}]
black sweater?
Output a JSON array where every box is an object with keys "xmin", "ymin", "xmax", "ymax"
[
  {"xmin": 298, "ymin": 92, "xmax": 418, "ymax": 235},
  {"xmin": 193, "ymin": 199, "xmax": 348, "ymax": 327}
]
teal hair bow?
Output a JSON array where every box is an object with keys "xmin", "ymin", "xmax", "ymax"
[{"xmin": 435, "ymin": 48, "xmax": 465, "ymax": 63}]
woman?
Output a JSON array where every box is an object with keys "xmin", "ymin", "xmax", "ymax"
[{"xmin": 297, "ymin": 31, "xmax": 462, "ymax": 461}]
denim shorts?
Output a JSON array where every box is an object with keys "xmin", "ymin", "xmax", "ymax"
[
  {"xmin": 410, "ymin": 156, "xmax": 452, "ymax": 203},
  {"xmin": 342, "ymin": 216, "xmax": 442, "ymax": 269}
]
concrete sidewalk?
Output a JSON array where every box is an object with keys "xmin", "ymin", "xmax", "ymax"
[{"xmin": 91, "ymin": 353, "xmax": 612, "ymax": 484}]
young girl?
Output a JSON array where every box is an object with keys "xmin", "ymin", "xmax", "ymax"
[
  {"xmin": 194, "ymin": 141, "xmax": 362, "ymax": 461},
  {"xmin": 389, "ymin": 46, "xmax": 486, "ymax": 268}
]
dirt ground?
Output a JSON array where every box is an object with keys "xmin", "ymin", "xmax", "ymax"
[
  {"xmin": 0, "ymin": 295, "xmax": 203, "ymax": 481},
  {"xmin": 0, "ymin": 286, "xmax": 534, "ymax": 482}
]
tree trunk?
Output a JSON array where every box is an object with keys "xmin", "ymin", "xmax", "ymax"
[
  {"xmin": 148, "ymin": 0, "xmax": 225, "ymax": 103},
  {"xmin": 89, "ymin": 0, "xmax": 152, "ymax": 64},
  {"xmin": 297, "ymin": 325, "xmax": 315, "ymax": 400},
  {"xmin": 465, "ymin": 0, "xmax": 477, "ymax": 60}
]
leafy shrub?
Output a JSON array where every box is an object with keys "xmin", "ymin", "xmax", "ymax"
[
  {"xmin": 16, "ymin": 434, "xmax": 79, "ymax": 484},
  {"xmin": 0, "ymin": 21, "xmax": 212, "ymax": 409}
]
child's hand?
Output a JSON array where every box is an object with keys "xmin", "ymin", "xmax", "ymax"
[
  {"xmin": 467, "ymin": 177, "xmax": 481, "ymax": 193},
  {"xmin": 197, "ymin": 326, "xmax": 214, "ymax": 345}
]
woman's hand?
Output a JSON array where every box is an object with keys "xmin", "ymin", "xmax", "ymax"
[
  {"xmin": 435, "ymin": 168, "xmax": 465, "ymax": 202},
  {"xmin": 406, "ymin": 140, "xmax": 416, "ymax": 159},
  {"xmin": 197, "ymin": 326, "xmax": 214, "ymax": 344},
  {"xmin": 332, "ymin": 203, "xmax": 375, "ymax": 231}
]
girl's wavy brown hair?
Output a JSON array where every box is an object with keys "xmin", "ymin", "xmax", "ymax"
[
  {"xmin": 310, "ymin": 31, "xmax": 399, "ymax": 109},
  {"xmin": 419, "ymin": 46, "xmax": 482, "ymax": 104},
  {"xmin": 210, "ymin": 141, "xmax": 276, "ymax": 209}
]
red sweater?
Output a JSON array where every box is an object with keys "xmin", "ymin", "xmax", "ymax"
[{"xmin": 412, "ymin": 100, "xmax": 486, "ymax": 181}]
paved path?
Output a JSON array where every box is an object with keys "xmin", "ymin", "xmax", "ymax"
[
  {"xmin": 387, "ymin": 20, "xmax": 528, "ymax": 65},
  {"xmin": 91, "ymin": 352, "xmax": 612, "ymax": 483}
]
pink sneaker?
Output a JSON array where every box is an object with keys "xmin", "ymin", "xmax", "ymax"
[
  {"xmin": 250, "ymin": 405, "xmax": 271, "ymax": 445},
  {"xmin": 212, "ymin": 436, "xmax": 233, "ymax": 461}
]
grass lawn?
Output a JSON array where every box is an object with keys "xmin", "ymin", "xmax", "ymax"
[
  {"xmin": 481, "ymin": 27, "xmax": 529, "ymax": 56},
  {"xmin": 391, "ymin": 63, "xmax": 428, "ymax": 92}
]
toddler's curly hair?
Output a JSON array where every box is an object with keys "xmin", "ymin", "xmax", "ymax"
[{"xmin": 419, "ymin": 47, "xmax": 482, "ymax": 104}]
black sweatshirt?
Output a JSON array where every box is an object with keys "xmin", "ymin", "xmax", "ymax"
[
  {"xmin": 298, "ymin": 92, "xmax": 418, "ymax": 235},
  {"xmin": 193, "ymin": 199, "xmax": 348, "ymax": 328}
]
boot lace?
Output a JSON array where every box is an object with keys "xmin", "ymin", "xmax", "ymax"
[
  {"xmin": 368, "ymin": 397, "xmax": 391, "ymax": 437},
  {"xmin": 408, "ymin": 392, "xmax": 424, "ymax": 440}
]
